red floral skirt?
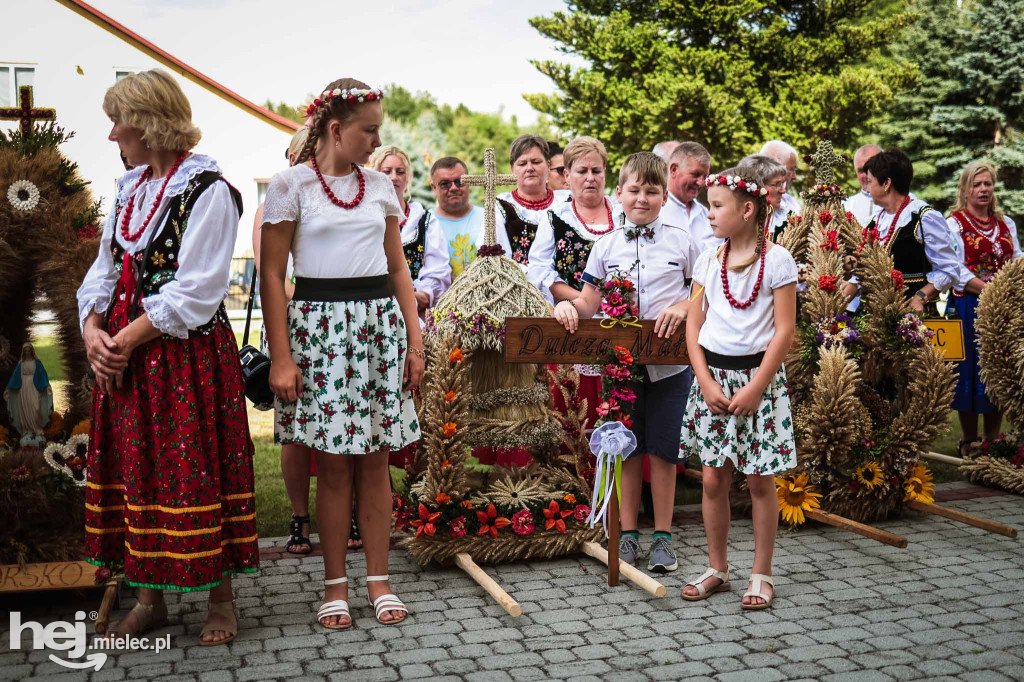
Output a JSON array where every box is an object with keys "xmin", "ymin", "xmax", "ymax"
[{"xmin": 86, "ymin": 296, "xmax": 259, "ymax": 592}]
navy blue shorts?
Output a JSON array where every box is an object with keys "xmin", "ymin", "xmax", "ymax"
[{"xmin": 629, "ymin": 367, "xmax": 692, "ymax": 464}]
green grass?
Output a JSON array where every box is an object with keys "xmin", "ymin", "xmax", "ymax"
[{"xmin": 29, "ymin": 328, "xmax": 67, "ymax": 383}]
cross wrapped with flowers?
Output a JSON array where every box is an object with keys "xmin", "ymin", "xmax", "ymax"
[
  {"xmin": 458, "ymin": 148, "xmax": 517, "ymax": 249},
  {"xmin": 805, "ymin": 135, "xmax": 847, "ymax": 186},
  {"xmin": 0, "ymin": 86, "xmax": 56, "ymax": 136}
]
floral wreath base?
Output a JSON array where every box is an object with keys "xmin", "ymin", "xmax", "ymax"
[{"xmin": 959, "ymin": 433, "xmax": 1024, "ymax": 495}]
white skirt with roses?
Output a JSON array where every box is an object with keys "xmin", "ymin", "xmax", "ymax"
[{"xmin": 274, "ymin": 296, "xmax": 420, "ymax": 455}]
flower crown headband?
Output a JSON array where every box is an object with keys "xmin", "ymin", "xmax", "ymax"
[
  {"xmin": 705, "ymin": 174, "xmax": 769, "ymax": 198},
  {"xmin": 304, "ymin": 87, "xmax": 385, "ymax": 118}
]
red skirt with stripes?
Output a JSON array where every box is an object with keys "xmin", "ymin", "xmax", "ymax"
[{"xmin": 85, "ymin": 292, "xmax": 259, "ymax": 591}]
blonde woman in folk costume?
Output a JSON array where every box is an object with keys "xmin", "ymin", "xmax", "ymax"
[
  {"xmin": 947, "ymin": 161, "xmax": 1022, "ymax": 451},
  {"xmin": 77, "ymin": 69, "xmax": 257, "ymax": 645},
  {"xmin": 261, "ymin": 79, "xmax": 421, "ymax": 629}
]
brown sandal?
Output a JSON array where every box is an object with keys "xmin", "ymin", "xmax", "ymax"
[
  {"xmin": 200, "ymin": 600, "xmax": 238, "ymax": 646},
  {"xmin": 110, "ymin": 600, "xmax": 168, "ymax": 640}
]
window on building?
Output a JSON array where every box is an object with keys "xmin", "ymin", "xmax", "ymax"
[
  {"xmin": 114, "ymin": 70, "xmax": 134, "ymax": 82},
  {"xmin": 0, "ymin": 65, "xmax": 35, "ymax": 107},
  {"xmin": 256, "ymin": 180, "xmax": 270, "ymax": 206}
]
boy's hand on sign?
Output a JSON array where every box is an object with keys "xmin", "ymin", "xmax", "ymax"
[
  {"xmin": 554, "ymin": 300, "xmax": 579, "ymax": 333},
  {"xmin": 654, "ymin": 300, "xmax": 688, "ymax": 338}
]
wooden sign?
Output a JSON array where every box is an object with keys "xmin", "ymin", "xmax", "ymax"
[
  {"xmin": 923, "ymin": 319, "xmax": 965, "ymax": 362},
  {"xmin": 0, "ymin": 561, "xmax": 98, "ymax": 593},
  {"xmin": 504, "ymin": 318, "xmax": 689, "ymax": 365}
]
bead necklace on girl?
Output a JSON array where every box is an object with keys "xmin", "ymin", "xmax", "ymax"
[
  {"xmin": 681, "ymin": 169, "xmax": 799, "ymax": 610},
  {"xmin": 261, "ymin": 79, "xmax": 422, "ymax": 631}
]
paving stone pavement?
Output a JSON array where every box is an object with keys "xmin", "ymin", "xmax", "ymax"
[{"xmin": 3, "ymin": 483, "xmax": 1024, "ymax": 682}]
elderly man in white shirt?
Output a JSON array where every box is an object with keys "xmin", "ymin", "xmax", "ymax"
[
  {"xmin": 760, "ymin": 140, "xmax": 802, "ymax": 216},
  {"xmin": 661, "ymin": 141, "xmax": 721, "ymax": 253},
  {"xmin": 652, "ymin": 140, "xmax": 680, "ymax": 163},
  {"xmin": 843, "ymin": 144, "xmax": 883, "ymax": 227}
]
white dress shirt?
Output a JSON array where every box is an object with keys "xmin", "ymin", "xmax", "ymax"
[
  {"xmin": 401, "ymin": 201, "xmax": 451, "ymax": 305},
  {"xmin": 947, "ymin": 214, "xmax": 1022, "ymax": 291},
  {"xmin": 844, "ymin": 190, "xmax": 882, "ymax": 228},
  {"xmin": 662, "ymin": 192, "xmax": 721, "ymax": 253},
  {"xmin": 582, "ymin": 215, "xmax": 700, "ymax": 381}
]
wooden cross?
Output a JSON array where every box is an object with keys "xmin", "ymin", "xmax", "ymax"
[
  {"xmin": 0, "ymin": 86, "xmax": 57, "ymax": 136},
  {"xmin": 808, "ymin": 136, "xmax": 847, "ymax": 186},
  {"xmin": 459, "ymin": 148, "xmax": 517, "ymax": 248}
]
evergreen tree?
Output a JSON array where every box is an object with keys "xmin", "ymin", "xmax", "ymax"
[
  {"xmin": 525, "ymin": 0, "xmax": 917, "ymax": 172},
  {"xmin": 880, "ymin": 0, "xmax": 1024, "ymax": 223}
]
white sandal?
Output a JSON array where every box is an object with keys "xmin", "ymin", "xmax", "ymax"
[
  {"xmin": 317, "ymin": 576, "xmax": 352, "ymax": 630},
  {"xmin": 366, "ymin": 574, "xmax": 408, "ymax": 624},
  {"xmin": 681, "ymin": 566, "xmax": 731, "ymax": 601},
  {"xmin": 741, "ymin": 573, "xmax": 775, "ymax": 610}
]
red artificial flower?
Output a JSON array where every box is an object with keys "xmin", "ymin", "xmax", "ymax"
[
  {"xmin": 891, "ymin": 269, "xmax": 905, "ymax": 288},
  {"xmin": 618, "ymin": 416, "xmax": 633, "ymax": 430},
  {"xmin": 511, "ymin": 509, "xmax": 535, "ymax": 535},
  {"xmin": 613, "ymin": 346, "xmax": 634, "ymax": 365},
  {"xmin": 78, "ymin": 225, "xmax": 99, "ymax": 240},
  {"xmin": 820, "ymin": 229, "xmax": 839, "ymax": 251},
  {"xmin": 476, "ymin": 503, "xmax": 511, "ymax": 538},
  {"xmin": 573, "ymin": 504, "xmax": 592, "ymax": 523},
  {"xmin": 410, "ymin": 503, "xmax": 441, "ymax": 538},
  {"xmin": 543, "ymin": 500, "xmax": 573, "ymax": 534},
  {"xmin": 449, "ymin": 515, "xmax": 467, "ymax": 537},
  {"xmin": 818, "ymin": 274, "xmax": 838, "ymax": 293},
  {"xmin": 845, "ymin": 211, "xmax": 855, "ymax": 222},
  {"xmin": 435, "ymin": 492, "xmax": 451, "ymax": 505},
  {"xmin": 819, "ymin": 210, "xmax": 834, "ymax": 225}
]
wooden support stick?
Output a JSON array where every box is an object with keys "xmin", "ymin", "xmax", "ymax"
[
  {"xmin": 93, "ymin": 580, "xmax": 120, "ymax": 634},
  {"xmin": 453, "ymin": 553, "xmax": 522, "ymax": 617},
  {"xmin": 921, "ymin": 451, "xmax": 964, "ymax": 466},
  {"xmin": 607, "ymin": 490, "xmax": 620, "ymax": 587},
  {"xmin": 582, "ymin": 542, "xmax": 667, "ymax": 597},
  {"xmin": 805, "ymin": 509, "xmax": 909, "ymax": 548},
  {"xmin": 906, "ymin": 500, "xmax": 1018, "ymax": 538}
]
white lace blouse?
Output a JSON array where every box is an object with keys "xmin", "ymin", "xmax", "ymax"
[
  {"xmin": 76, "ymin": 154, "xmax": 240, "ymax": 339},
  {"xmin": 261, "ymin": 164, "xmax": 403, "ymax": 279}
]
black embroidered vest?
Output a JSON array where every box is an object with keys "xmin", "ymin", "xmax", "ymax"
[
  {"xmin": 111, "ymin": 170, "xmax": 243, "ymax": 323},
  {"xmin": 403, "ymin": 210, "xmax": 431, "ymax": 280},
  {"xmin": 868, "ymin": 207, "xmax": 934, "ymax": 286},
  {"xmin": 497, "ymin": 198, "xmax": 539, "ymax": 266},
  {"xmin": 549, "ymin": 211, "xmax": 597, "ymax": 291}
]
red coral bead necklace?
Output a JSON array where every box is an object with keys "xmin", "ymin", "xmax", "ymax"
[
  {"xmin": 311, "ymin": 154, "xmax": 365, "ymax": 209},
  {"xmin": 572, "ymin": 197, "xmax": 614, "ymax": 235},
  {"xmin": 512, "ymin": 188, "xmax": 554, "ymax": 210},
  {"xmin": 720, "ymin": 237, "xmax": 766, "ymax": 309},
  {"xmin": 119, "ymin": 151, "xmax": 187, "ymax": 242}
]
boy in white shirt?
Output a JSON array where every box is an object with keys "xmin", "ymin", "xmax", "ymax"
[{"xmin": 553, "ymin": 152, "xmax": 697, "ymax": 572}]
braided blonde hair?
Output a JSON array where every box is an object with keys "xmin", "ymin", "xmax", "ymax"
[
  {"xmin": 715, "ymin": 166, "xmax": 771, "ymax": 272},
  {"xmin": 295, "ymin": 77, "xmax": 373, "ymax": 165}
]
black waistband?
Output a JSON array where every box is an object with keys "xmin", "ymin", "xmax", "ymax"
[
  {"xmin": 292, "ymin": 275, "xmax": 391, "ymax": 302},
  {"xmin": 702, "ymin": 348, "xmax": 765, "ymax": 371}
]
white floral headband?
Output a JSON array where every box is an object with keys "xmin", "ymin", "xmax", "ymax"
[
  {"xmin": 304, "ymin": 87, "xmax": 384, "ymax": 118},
  {"xmin": 705, "ymin": 174, "xmax": 769, "ymax": 198}
]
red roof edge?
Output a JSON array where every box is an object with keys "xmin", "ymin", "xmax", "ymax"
[{"xmin": 57, "ymin": 0, "xmax": 301, "ymax": 133}]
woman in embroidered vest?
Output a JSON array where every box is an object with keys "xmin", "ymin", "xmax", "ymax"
[
  {"xmin": 842, "ymin": 148, "xmax": 961, "ymax": 314},
  {"xmin": 261, "ymin": 79, "xmax": 421, "ymax": 629},
  {"xmin": 947, "ymin": 161, "xmax": 1022, "ymax": 452},
  {"xmin": 527, "ymin": 136, "xmax": 622, "ymax": 433},
  {"xmin": 77, "ymin": 69, "xmax": 257, "ymax": 645},
  {"xmin": 370, "ymin": 145, "xmax": 449, "ymax": 471},
  {"xmin": 492, "ymin": 134, "xmax": 569, "ymax": 269}
]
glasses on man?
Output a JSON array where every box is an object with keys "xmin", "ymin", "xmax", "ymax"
[
  {"xmin": 435, "ymin": 178, "xmax": 464, "ymax": 191},
  {"xmin": 550, "ymin": 166, "xmax": 565, "ymax": 175},
  {"xmin": 769, "ymin": 181, "xmax": 787, "ymax": 191}
]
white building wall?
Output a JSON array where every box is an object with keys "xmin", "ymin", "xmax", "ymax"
[{"xmin": 2, "ymin": 1, "xmax": 295, "ymax": 257}]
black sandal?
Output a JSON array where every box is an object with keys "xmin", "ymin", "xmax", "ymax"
[
  {"xmin": 348, "ymin": 511, "xmax": 363, "ymax": 550},
  {"xmin": 285, "ymin": 514, "xmax": 312, "ymax": 555}
]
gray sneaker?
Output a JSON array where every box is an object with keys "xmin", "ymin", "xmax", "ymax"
[
  {"xmin": 647, "ymin": 535, "xmax": 678, "ymax": 573},
  {"xmin": 618, "ymin": 534, "xmax": 642, "ymax": 565}
]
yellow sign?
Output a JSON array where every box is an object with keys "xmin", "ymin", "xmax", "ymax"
[{"xmin": 923, "ymin": 319, "xmax": 965, "ymax": 362}]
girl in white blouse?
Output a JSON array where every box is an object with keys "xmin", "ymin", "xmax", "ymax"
[
  {"xmin": 260, "ymin": 78, "xmax": 422, "ymax": 629},
  {"xmin": 681, "ymin": 168, "xmax": 798, "ymax": 611}
]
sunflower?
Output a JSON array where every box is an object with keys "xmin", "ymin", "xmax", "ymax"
[
  {"xmin": 854, "ymin": 461, "xmax": 884, "ymax": 490},
  {"xmin": 903, "ymin": 463, "xmax": 935, "ymax": 504},
  {"xmin": 776, "ymin": 473, "xmax": 822, "ymax": 525}
]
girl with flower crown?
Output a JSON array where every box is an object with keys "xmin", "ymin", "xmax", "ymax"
[
  {"xmin": 261, "ymin": 78, "xmax": 421, "ymax": 629},
  {"xmin": 680, "ymin": 168, "xmax": 798, "ymax": 610}
]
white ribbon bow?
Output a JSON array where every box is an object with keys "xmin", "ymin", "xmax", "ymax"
[{"xmin": 586, "ymin": 421, "xmax": 638, "ymax": 534}]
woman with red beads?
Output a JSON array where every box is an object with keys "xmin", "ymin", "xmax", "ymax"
[
  {"xmin": 77, "ymin": 69, "xmax": 257, "ymax": 645},
  {"xmin": 947, "ymin": 161, "xmax": 1022, "ymax": 451},
  {"xmin": 526, "ymin": 136, "xmax": 622, "ymax": 431},
  {"xmin": 680, "ymin": 169, "xmax": 798, "ymax": 611},
  {"xmin": 260, "ymin": 79, "xmax": 421, "ymax": 630}
]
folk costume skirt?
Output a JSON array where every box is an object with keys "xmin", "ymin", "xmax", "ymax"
[
  {"xmin": 951, "ymin": 293, "xmax": 997, "ymax": 414},
  {"xmin": 86, "ymin": 288, "xmax": 259, "ymax": 591},
  {"xmin": 274, "ymin": 276, "xmax": 420, "ymax": 455},
  {"xmin": 681, "ymin": 350, "xmax": 796, "ymax": 475}
]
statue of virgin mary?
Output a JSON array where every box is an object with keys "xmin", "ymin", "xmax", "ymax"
[{"xmin": 4, "ymin": 342, "xmax": 54, "ymax": 440}]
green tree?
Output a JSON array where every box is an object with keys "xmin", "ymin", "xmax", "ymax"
[
  {"xmin": 526, "ymin": 1, "xmax": 917, "ymax": 173},
  {"xmin": 263, "ymin": 99, "xmax": 305, "ymax": 124},
  {"xmin": 879, "ymin": 0, "xmax": 1024, "ymax": 223}
]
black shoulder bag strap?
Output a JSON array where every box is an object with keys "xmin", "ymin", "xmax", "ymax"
[{"xmin": 243, "ymin": 263, "xmax": 258, "ymax": 347}]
